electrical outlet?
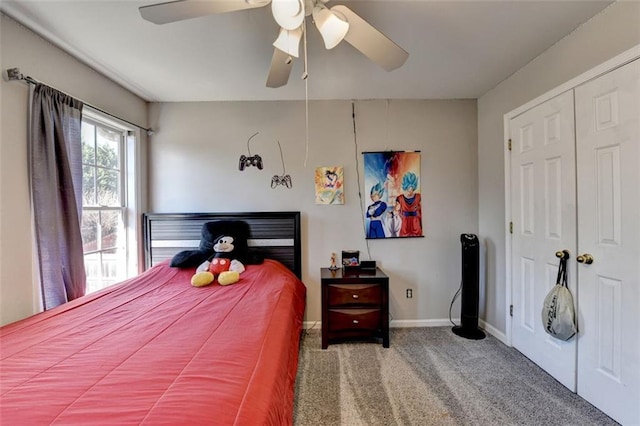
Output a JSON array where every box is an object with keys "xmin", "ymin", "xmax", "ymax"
[{"xmin": 406, "ymin": 289, "xmax": 413, "ymax": 298}]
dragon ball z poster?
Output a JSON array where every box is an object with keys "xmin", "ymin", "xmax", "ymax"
[
  {"xmin": 315, "ymin": 166, "xmax": 344, "ymax": 205},
  {"xmin": 364, "ymin": 151, "xmax": 422, "ymax": 238}
]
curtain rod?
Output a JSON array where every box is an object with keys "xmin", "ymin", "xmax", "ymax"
[{"xmin": 5, "ymin": 67, "xmax": 154, "ymax": 136}]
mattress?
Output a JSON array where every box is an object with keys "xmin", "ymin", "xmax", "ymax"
[{"xmin": 0, "ymin": 259, "xmax": 306, "ymax": 425}]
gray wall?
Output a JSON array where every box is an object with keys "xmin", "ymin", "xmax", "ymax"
[
  {"xmin": 477, "ymin": 1, "xmax": 640, "ymax": 336},
  {"xmin": 148, "ymin": 99, "xmax": 478, "ymax": 324},
  {"xmin": 0, "ymin": 14, "xmax": 148, "ymax": 325}
]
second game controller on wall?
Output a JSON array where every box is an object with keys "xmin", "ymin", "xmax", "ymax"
[{"xmin": 271, "ymin": 174, "xmax": 292, "ymax": 189}]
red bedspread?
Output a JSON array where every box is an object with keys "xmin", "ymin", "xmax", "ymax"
[{"xmin": 0, "ymin": 259, "xmax": 306, "ymax": 425}]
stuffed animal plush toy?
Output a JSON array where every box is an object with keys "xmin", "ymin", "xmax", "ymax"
[
  {"xmin": 190, "ymin": 235, "xmax": 245, "ymax": 287},
  {"xmin": 170, "ymin": 220, "xmax": 264, "ymax": 287}
]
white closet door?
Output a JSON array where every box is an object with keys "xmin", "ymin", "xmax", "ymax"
[
  {"xmin": 510, "ymin": 90, "xmax": 578, "ymax": 391},
  {"xmin": 574, "ymin": 59, "xmax": 640, "ymax": 425}
]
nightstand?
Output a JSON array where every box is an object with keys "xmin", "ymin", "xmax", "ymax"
[{"xmin": 321, "ymin": 267, "xmax": 389, "ymax": 349}]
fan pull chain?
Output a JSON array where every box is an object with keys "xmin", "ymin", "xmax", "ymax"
[{"xmin": 302, "ymin": 19, "xmax": 309, "ymax": 80}]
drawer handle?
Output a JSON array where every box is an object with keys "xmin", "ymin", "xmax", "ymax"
[
  {"xmin": 352, "ymin": 294, "xmax": 359, "ymax": 299},
  {"xmin": 353, "ymin": 320, "xmax": 359, "ymax": 324}
]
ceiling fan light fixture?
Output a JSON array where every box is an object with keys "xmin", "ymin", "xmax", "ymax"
[
  {"xmin": 272, "ymin": 0, "xmax": 305, "ymax": 30},
  {"xmin": 312, "ymin": 5, "xmax": 349, "ymax": 50},
  {"xmin": 273, "ymin": 26, "xmax": 303, "ymax": 58}
]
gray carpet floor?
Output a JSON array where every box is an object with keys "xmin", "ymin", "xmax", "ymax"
[{"xmin": 293, "ymin": 327, "xmax": 617, "ymax": 426}]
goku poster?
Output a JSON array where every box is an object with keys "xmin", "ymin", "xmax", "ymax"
[
  {"xmin": 315, "ymin": 166, "xmax": 344, "ymax": 205},
  {"xmin": 363, "ymin": 151, "xmax": 422, "ymax": 239}
]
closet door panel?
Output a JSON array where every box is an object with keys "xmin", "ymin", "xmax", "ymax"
[
  {"xmin": 509, "ymin": 90, "xmax": 577, "ymax": 391},
  {"xmin": 575, "ymin": 59, "xmax": 640, "ymax": 426}
]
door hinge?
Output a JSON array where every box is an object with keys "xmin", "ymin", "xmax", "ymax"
[
  {"xmin": 510, "ymin": 305, "xmax": 513, "ymax": 317},
  {"xmin": 508, "ymin": 139, "xmax": 512, "ymax": 151},
  {"xmin": 509, "ymin": 222, "xmax": 513, "ymax": 234}
]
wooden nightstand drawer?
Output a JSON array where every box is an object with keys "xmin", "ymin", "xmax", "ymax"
[
  {"xmin": 328, "ymin": 308, "xmax": 381, "ymax": 331},
  {"xmin": 328, "ymin": 284, "xmax": 382, "ymax": 306}
]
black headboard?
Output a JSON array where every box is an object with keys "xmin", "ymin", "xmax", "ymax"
[{"xmin": 143, "ymin": 212, "xmax": 301, "ymax": 278}]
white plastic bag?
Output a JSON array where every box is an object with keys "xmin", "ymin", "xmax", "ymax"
[{"xmin": 541, "ymin": 256, "xmax": 577, "ymax": 341}]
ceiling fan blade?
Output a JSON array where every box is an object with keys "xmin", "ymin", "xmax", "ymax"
[
  {"xmin": 140, "ymin": 0, "xmax": 271, "ymax": 25},
  {"xmin": 330, "ymin": 5, "xmax": 408, "ymax": 71},
  {"xmin": 266, "ymin": 48, "xmax": 293, "ymax": 88}
]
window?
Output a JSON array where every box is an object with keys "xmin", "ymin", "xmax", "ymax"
[{"xmin": 81, "ymin": 111, "xmax": 139, "ymax": 293}]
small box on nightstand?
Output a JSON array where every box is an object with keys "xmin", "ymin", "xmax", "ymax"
[{"xmin": 360, "ymin": 260, "xmax": 377, "ymax": 271}]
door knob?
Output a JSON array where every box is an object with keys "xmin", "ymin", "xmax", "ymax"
[
  {"xmin": 555, "ymin": 250, "xmax": 570, "ymax": 260},
  {"xmin": 576, "ymin": 254, "xmax": 594, "ymax": 264}
]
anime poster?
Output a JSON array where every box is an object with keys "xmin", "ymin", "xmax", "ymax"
[
  {"xmin": 315, "ymin": 166, "xmax": 344, "ymax": 205},
  {"xmin": 363, "ymin": 151, "xmax": 422, "ymax": 238}
]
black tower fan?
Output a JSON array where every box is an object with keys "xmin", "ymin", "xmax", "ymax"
[{"xmin": 452, "ymin": 234, "xmax": 486, "ymax": 340}]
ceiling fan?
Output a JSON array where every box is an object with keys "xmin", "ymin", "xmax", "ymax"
[{"xmin": 139, "ymin": 0, "xmax": 409, "ymax": 88}]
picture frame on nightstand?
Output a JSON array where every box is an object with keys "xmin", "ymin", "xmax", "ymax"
[{"xmin": 341, "ymin": 250, "xmax": 360, "ymax": 267}]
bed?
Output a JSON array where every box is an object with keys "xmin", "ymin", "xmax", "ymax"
[{"xmin": 0, "ymin": 211, "xmax": 306, "ymax": 425}]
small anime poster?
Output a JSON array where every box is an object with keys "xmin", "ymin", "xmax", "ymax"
[
  {"xmin": 363, "ymin": 151, "xmax": 423, "ymax": 239},
  {"xmin": 315, "ymin": 166, "xmax": 344, "ymax": 205}
]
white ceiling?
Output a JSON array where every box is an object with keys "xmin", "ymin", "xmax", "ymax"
[{"xmin": 1, "ymin": 0, "xmax": 614, "ymax": 102}]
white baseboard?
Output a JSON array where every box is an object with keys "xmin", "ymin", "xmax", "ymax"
[
  {"xmin": 303, "ymin": 319, "xmax": 456, "ymax": 330},
  {"xmin": 304, "ymin": 319, "xmax": 510, "ymax": 346},
  {"xmin": 390, "ymin": 319, "xmax": 457, "ymax": 328},
  {"xmin": 302, "ymin": 321, "xmax": 321, "ymax": 332},
  {"xmin": 479, "ymin": 319, "xmax": 508, "ymax": 345}
]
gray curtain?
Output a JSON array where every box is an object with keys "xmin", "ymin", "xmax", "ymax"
[{"xmin": 30, "ymin": 83, "xmax": 86, "ymax": 310}]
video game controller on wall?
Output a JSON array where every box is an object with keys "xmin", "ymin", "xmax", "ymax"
[
  {"xmin": 238, "ymin": 154, "xmax": 263, "ymax": 171},
  {"xmin": 271, "ymin": 174, "xmax": 292, "ymax": 189}
]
